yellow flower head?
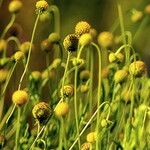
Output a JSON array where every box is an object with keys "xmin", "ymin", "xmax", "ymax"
[
  {"xmin": 12, "ymin": 90, "xmax": 28, "ymax": 106},
  {"xmin": 75, "ymin": 21, "xmax": 91, "ymax": 36}
]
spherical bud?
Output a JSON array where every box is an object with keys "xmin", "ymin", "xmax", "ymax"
[
  {"xmin": 79, "ymin": 33, "xmax": 92, "ymax": 46},
  {"xmin": 121, "ymin": 89, "xmax": 131, "ymax": 103},
  {"xmin": 55, "ymin": 101, "xmax": 69, "ymax": 117},
  {"xmin": 114, "ymin": 70, "xmax": 128, "ymax": 83},
  {"xmin": 29, "ymin": 71, "xmax": 41, "ymax": 82},
  {"xmin": 72, "ymin": 57, "xmax": 85, "ymax": 66},
  {"xmin": 14, "ymin": 51, "xmax": 24, "ymax": 61},
  {"xmin": 8, "ymin": 0, "xmax": 22, "ymax": 13},
  {"xmin": 0, "ymin": 69, "xmax": 8, "ymax": 83},
  {"xmin": 98, "ymin": 32, "xmax": 113, "ymax": 48},
  {"xmin": 52, "ymin": 58, "xmax": 61, "ymax": 69},
  {"xmin": 145, "ymin": 4, "xmax": 150, "ymax": 14},
  {"xmin": 131, "ymin": 10, "xmax": 143, "ymax": 23},
  {"xmin": 129, "ymin": 61, "xmax": 147, "ymax": 77},
  {"xmin": 101, "ymin": 119, "xmax": 108, "ymax": 127},
  {"xmin": 48, "ymin": 33, "xmax": 60, "ymax": 44},
  {"xmin": 63, "ymin": 34, "xmax": 78, "ymax": 52},
  {"xmin": 39, "ymin": 11, "xmax": 51, "ymax": 22},
  {"xmin": 80, "ymin": 84, "xmax": 89, "ymax": 93},
  {"xmin": 89, "ymin": 28, "xmax": 97, "ymax": 39},
  {"xmin": 80, "ymin": 70, "xmax": 90, "ymax": 82},
  {"xmin": 116, "ymin": 52, "xmax": 124, "ymax": 63},
  {"xmin": 109, "ymin": 52, "xmax": 117, "ymax": 63},
  {"xmin": 36, "ymin": 0, "xmax": 49, "ymax": 13},
  {"xmin": 32, "ymin": 102, "xmax": 53, "ymax": 124},
  {"xmin": 81, "ymin": 142, "xmax": 91, "ymax": 150},
  {"xmin": 75, "ymin": 21, "xmax": 91, "ymax": 36},
  {"xmin": 102, "ymin": 67, "xmax": 109, "ymax": 78},
  {"xmin": 86, "ymin": 132, "xmax": 97, "ymax": 143},
  {"xmin": 0, "ymin": 135, "xmax": 6, "ymax": 148},
  {"xmin": 0, "ymin": 40, "xmax": 6, "ymax": 53},
  {"xmin": 12, "ymin": 90, "xmax": 28, "ymax": 106},
  {"xmin": 41, "ymin": 39, "xmax": 53, "ymax": 53},
  {"xmin": 20, "ymin": 42, "xmax": 34, "ymax": 54},
  {"xmin": 61, "ymin": 85, "xmax": 74, "ymax": 98},
  {"xmin": 42, "ymin": 69, "xmax": 56, "ymax": 79}
]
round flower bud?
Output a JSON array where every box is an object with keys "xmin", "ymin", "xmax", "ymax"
[
  {"xmin": 0, "ymin": 40, "xmax": 6, "ymax": 53},
  {"xmin": 101, "ymin": 119, "xmax": 108, "ymax": 127},
  {"xmin": 131, "ymin": 10, "xmax": 143, "ymax": 23},
  {"xmin": 42, "ymin": 69, "xmax": 56, "ymax": 79},
  {"xmin": 36, "ymin": 0, "xmax": 49, "ymax": 13},
  {"xmin": 98, "ymin": 32, "xmax": 113, "ymax": 48},
  {"xmin": 12, "ymin": 90, "xmax": 28, "ymax": 106},
  {"xmin": 51, "ymin": 58, "xmax": 61, "ymax": 69},
  {"xmin": 30, "ymin": 71, "xmax": 41, "ymax": 82},
  {"xmin": 72, "ymin": 57, "xmax": 85, "ymax": 66},
  {"xmin": 8, "ymin": 0, "xmax": 22, "ymax": 13},
  {"xmin": 109, "ymin": 52, "xmax": 117, "ymax": 63},
  {"xmin": 39, "ymin": 11, "xmax": 51, "ymax": 22},
  {"xmin": 80, "ymin": 84, "xmax": 89, "ymax": 93},
  {"xmin": 86, "ymin": 132, "xmax": 97, "ymax": 143},
  {"xmin": 121, "ymin": 89, "xmax": 131, "ymax": 103},
  {"xmin": 79, "ymin": 33, "xmax": 92, "ymax": 46},
  {"xmin": 129, "ymin": 61, "xmax": 147, "ymax": 77},
  {"xmin": 89, "ymin": 28, "xmax": 97, "ymax": 39},
  {"xmin": 102, "ymin": 67, "xmax": 109, "ymax": 78},
  {"xmin": 61, "ymin": 85, "xmax": 74, "ymax": 98},
  {"xmin": 81, "ymin": 142, "xmax": 91, "ymax": 150},
  {"xmin": 32, "ymin": 102, "xmax": 53, "ymax": 124},
  {"xmin": 48, "ymin": 33, "xmax": 60, "ymax": 44},
  {"xmin": 0, "ymin": 69, "xmax": 8, "ymax": 83},
  {"xmin": 75, "ymin": 21, "xmax": 91, "ymax": 36},
  {"xmin": 63, "ymin": 34, "xmax": 78, "ymax": 52},
  {"xmin": 0, "ymin": 135, "xmax": 6, "ymax": 148},
  {"xmin": 114, "ymin": 70, "xmax": 128, "ymax": 83},
  {"xmin": 116, "ymin": 52, "xmax": 124, "ymax": 63},
  {"xmin": 41, "ymin": 39, "xmax": 53, "ymax": 53},
  {"xmin": 145, "ymin": 4, "xmax": 150, "ymax": 14},
  {"xmin": 14, "ymin": 51, "xmax": 24, "ymax": 61},
  {"xmin": 55, "ymin": 101, "xmax": 69, "ymax": 117},
  {"xmin": 20, "ymin": 42, "xmax": 33, "ymax": 54},
  {"xmin": 80, "ymin": 70, "xmax": 90, "ymax": 82}
]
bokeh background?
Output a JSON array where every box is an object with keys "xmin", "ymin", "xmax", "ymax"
[{"xmin": 0, "ymin": 0, "xmax": 150, "ymax": 71}]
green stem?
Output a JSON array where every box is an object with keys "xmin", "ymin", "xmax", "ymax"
[
  {"xmin": 18, "ymin": 14, "xmax": 40, "ymax": 90},
  {"xmin": 49, "ymin": 5, "xmax": 60, "ymax": 34},
  {"xmin": 68, "ymin": 101, "xmax": 109, "ymax": 150},
  {"xmin": 61, "ymin": 52, "xmax": 71, "ymax": 98},
  {"xmin": 1, "ymin": 14, "xmax": 16, "ymax": 39},
  {"xmin": 15, "ymin": 107, "xmax": 21, "ymax": 149},
  {"xmin": 2, "ymin": 62, "xmax": 17, "ymax": 95},
  {"xmin": 89, "ymin": 48, "xmax": 94, "ymax": 124},
  {"xmin": 91, "ymin": 43, "xmax": 102, "ymax": 150},
  {"xmin": 117, "ymin": 4, "xmax": 129, "ymax": 64}
]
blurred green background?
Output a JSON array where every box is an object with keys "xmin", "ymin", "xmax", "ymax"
[{"xmin": 0, "ymin": 0, "xmax": 150, "ymax": 71}]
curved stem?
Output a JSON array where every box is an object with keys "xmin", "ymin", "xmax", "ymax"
[
  {"xmin": 1, "ymin": 14, "xmax": 16, "ymax": 39},
  {"xmin": 91, "ymin": 43, "xmax": 102, "ymax": 150},
  {"xmin": 18, "ymin": 14, "xmax": 40, "ymax": 90},
  {"xmin": 49, "ymin": 5, "xmax": 60, "ymax": 34},
  {"xmin": 6, "ymin": 36, "xmax": 21, "ymax": 47}
]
